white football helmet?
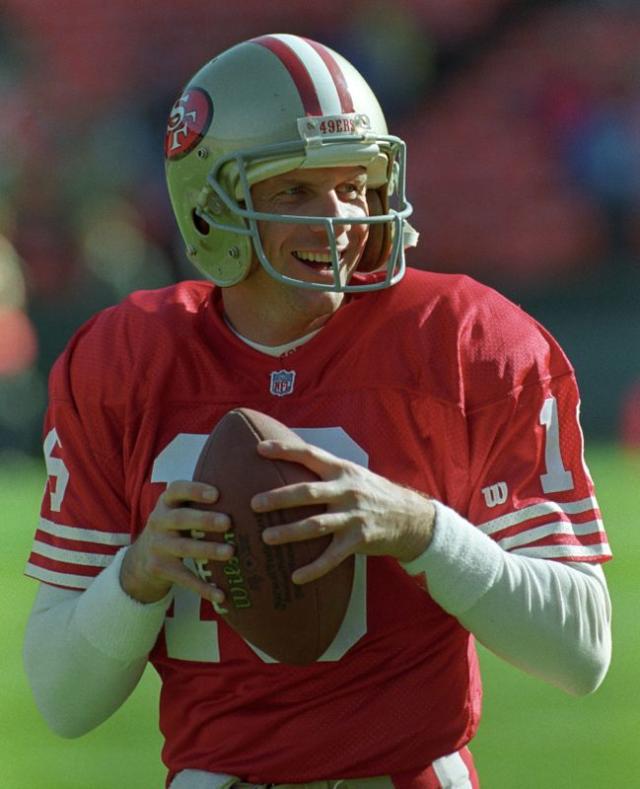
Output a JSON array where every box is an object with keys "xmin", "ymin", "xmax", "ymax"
[{"xmin": 164, "ymin": 34, "xmax": 414, "ymax": 292}]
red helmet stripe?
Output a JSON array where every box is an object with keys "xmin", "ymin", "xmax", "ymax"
[
  {"xmin": 253, "ymin": 35, "xmax": 323, "ymax": 116},
  {"xmin": 302, "ymin": 38, "xmax": 355, "ymax": 114}
]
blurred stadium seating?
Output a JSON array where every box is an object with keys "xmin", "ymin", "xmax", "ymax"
[{"xmin": 0, "ymin": 0, "xmax": 638, "ymax": 447}]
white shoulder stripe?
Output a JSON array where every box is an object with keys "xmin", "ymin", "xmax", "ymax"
[
  {"xmin": 478, "ymin": 497, "xmax": 599, "ymax": 535},
  {"xmin": 25, "ymin": 562, "xmax": 95, "ymax": 590},
  {"xmin": 32, "ymin": 540, "xmax": 115, "ymax": 568},
  {"xmin": 496, "ymin": 519, "xmax": 604, "ymax": 552},
  {"xmin": 37, "ymin": 517, "xmax": 130, "ymax": 546},
  {"xmin": 512, "ymin": 543, "xmax": 611, "ymax": 560}
]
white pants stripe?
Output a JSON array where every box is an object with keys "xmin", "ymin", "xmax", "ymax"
[{"xmin": 432, "ymin": 751, "xmax": 473, "ymax": 789}]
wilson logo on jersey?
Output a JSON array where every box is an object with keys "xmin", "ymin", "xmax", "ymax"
[
  {"xmin": 269, "ymin": 369, "xmax": 296, "ymax": 396},
  {"xmin": 482, "ymin": 481, "xmax": 508, "ymax": 508}
]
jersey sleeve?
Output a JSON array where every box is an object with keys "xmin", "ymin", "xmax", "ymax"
[
  {"xmin": 25, "ymin": 314, "xmax": 132, "ymax": 589},
  {"xmin": 464, "ymin": 360, "xmax": 611, "ymax": 564}
]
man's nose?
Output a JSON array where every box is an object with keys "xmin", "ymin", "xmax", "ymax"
[{"xmin": 308, "ymin": 191, "xmax": 352, "ymax": 234}]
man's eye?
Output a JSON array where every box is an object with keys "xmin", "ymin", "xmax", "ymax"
[{"xmin": 341, "ymin": 183, "xmax": 365, "ymax": 197}]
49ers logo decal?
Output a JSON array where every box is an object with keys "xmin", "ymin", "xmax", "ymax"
[{"xmin": 164, "ymin": 87, "xmax": 213, "ymax": 160}]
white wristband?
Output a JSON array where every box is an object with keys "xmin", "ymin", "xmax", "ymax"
[
  {"xmin": 400, "ymin": 500, "xmax": 504, "ymax": 614},
  {"xmin": 73, "ymin": 547, "xmax": 173, "ymax": 663}
]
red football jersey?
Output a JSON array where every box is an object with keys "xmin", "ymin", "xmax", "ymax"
[{"xmin": 26, "ymin": 269, "xmax": 610, "ymax": 785}]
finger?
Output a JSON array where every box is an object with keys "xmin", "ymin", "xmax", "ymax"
[
  {"xmin": 157, "ymin": 559, "xmax": 226, "ymax": 607},
  {"xmin": 262, "ymin": 511, "xmax": 349, "ymax": 545},
  {"xmin": 166, "ymin": 506, "xmax": 231, "ymax": 534},
  {"xmin": 162, "ymin": 480, "xmax": 219, "ymax": 508},
  {"xmin": 251, "ymin": 480, "xmax": 334, "ymax": 512},
  {"xmin": 168, "ymin": 533, "xmax": 234, "ymax": 563},
  {"xmin": 290, "ymin": 535, "xmax": 357, "ymax": 585},
  {"xmin": 257, "ymin": 440, "xmax": 344, "ymax": 477}
]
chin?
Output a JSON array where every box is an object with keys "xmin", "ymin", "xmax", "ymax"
[{"xmin": 289, "ymin": 287, "xmax": 343, "ymax": 327}]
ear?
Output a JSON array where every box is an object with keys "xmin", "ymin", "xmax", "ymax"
[{"xmin": 358, "ymin": 187, "xmax": 392, "ymax": 272}]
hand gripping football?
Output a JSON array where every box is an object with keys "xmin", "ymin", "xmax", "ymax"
[{"xmin": 191, "ymin": 408, "xmax": 355, "ymax": 664}]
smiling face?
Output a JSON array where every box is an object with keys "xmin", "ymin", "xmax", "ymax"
[{"xmin": 221, "ymin": 166, "xmax": 370, "ymax": 345}]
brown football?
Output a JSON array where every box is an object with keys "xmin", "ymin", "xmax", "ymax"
[{"xmin": 190, "ymin": 407, "xmax": 355, "ymax": 664}]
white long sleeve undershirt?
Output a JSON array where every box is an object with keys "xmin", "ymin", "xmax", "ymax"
[
  {"xmin": 23, "ymin": 548, "xmax": 171, "ymax": 737},
  {"xmin": 23, "ymin": 501, "xmax": 611, "ymax": 738},
  {"xmin": 401, "ymin": 501, "xmax": 612, "ymax": 696}
]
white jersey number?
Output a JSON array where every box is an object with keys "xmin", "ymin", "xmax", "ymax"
[
  {"xmin": 151, "ymin": 427, "xmax": 369, "ymax": 664},
  {"xmin": 539, "ymin": 396, "xmax": 574, "ymax": 493},
  {"xmin": 43, "ymin": 428, "xmax": 70, "ymax": 512}
]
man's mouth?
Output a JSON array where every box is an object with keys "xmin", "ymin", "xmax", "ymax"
[{"xmin": 292, "ymin": 251, "xmax": 339, "ymax": 270}]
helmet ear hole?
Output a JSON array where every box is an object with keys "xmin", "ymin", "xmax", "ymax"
[{"xmin": 191, "ymin": 210, "xmax": 211, "ymax": 236}]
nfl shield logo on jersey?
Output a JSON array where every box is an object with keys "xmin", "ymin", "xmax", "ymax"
[{"xmin": 269, "ymin": 369, "xmax": 296, "ymax": 396}]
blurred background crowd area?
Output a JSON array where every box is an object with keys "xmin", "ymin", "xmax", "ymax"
[{"xmin": 0, "ymin": 0, "xmax": 639, "ymax": 456}]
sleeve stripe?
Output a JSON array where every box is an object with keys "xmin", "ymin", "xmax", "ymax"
[
  {"xmin": 512, "ymin": 543, "xmax": 611, "ymax": 560},
  {"xmin": 477, "ymin": 496, "xmax": 599, "ymax": 535},
  {"xmin": 25, "ymin": 562, "xmax": 96, "ymax": 590},
  {"xmin": 31, "ymin": 540, "xmax": 115, "ymax": 568},
  {"xmin": 38, "ymin": 517, "xmax": 131, "ymax": 546},
  {"xmin": 496, "ymin": 519, "xmax": 605, "ymax": 552}
]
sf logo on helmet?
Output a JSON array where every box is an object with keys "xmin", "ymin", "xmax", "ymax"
[{"xmin": 164, "ymin": 87, "xmax": 213, "ymax": 160}]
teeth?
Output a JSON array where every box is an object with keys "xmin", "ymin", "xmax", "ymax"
[{"xmin": 294, "ymin": 251, "xmax": 333, "ymax": 264}]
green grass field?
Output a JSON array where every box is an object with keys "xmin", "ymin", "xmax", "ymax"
[{"xmin": 1, "ymin": 445, "xmax": 637, "ymax": 788}]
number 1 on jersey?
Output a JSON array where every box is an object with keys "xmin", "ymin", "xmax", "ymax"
[{"xmin": 539, "ymin": 396, "xmax": 574, "ymax": 493}]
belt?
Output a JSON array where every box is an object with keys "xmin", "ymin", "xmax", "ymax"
[{"xmin": 169, "ymin": 773, "xmax": 393, "ymax": 789}]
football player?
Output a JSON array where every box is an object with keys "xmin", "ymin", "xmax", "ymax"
[{"xmin": 24, "ymin": 34, "xmax": 612, "ymax": 789}]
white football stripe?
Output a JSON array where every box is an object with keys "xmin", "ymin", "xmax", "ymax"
[
  {"xmin": 478, "ymin": 496, "xmax": 600, "ymax": 535},
  {"xmin": 32, "ymin": 539, "xmax": 115, "ymax": 567},
  {"xmin": 497, "ymin": 519, "xmax": 604, "ymax": 552},
  {"xmin": 37, "ymin": 517, "xmax": 130, "ymax": 546},
  {"xmin": 432, "ymin": 749, "xmax": 473, "ymax": 788},
  {"xmin": 25, "ymin": 562, "xmax": 95, "ymax": 590},
  {"xmin": 275, "ymin": 34, "xmax": 343, "ymax": 115},
  {"xmin": 512, "ymin": 542, "xmax": 611, "ymax": 560}
]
